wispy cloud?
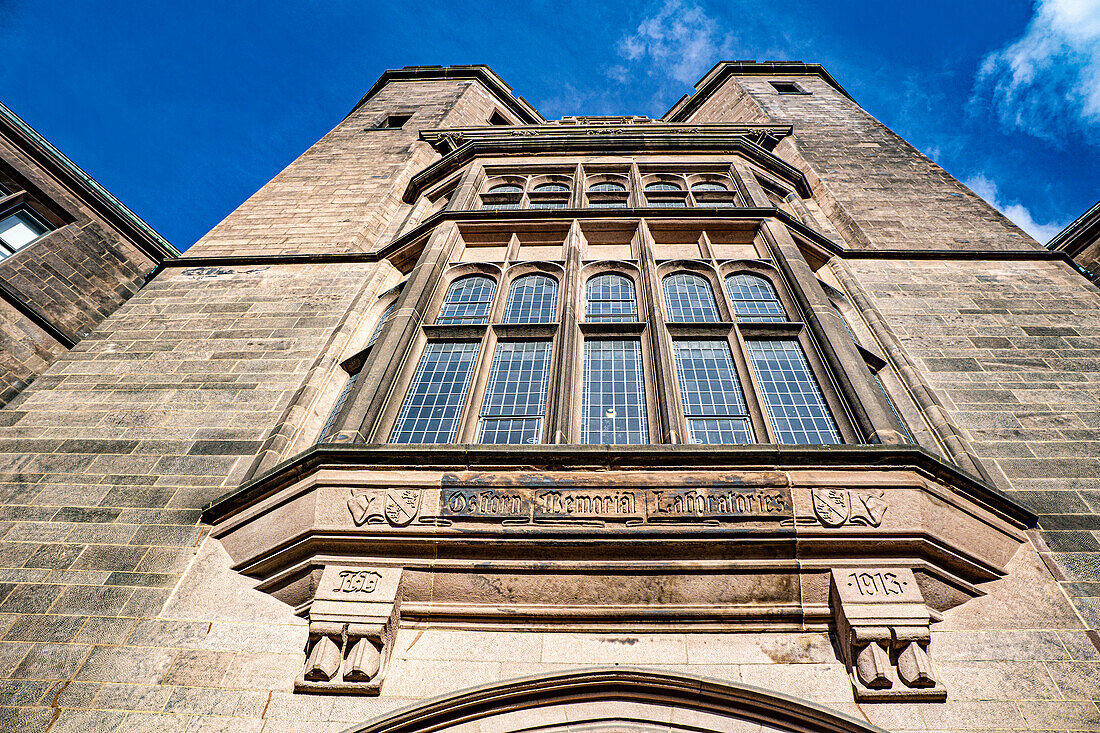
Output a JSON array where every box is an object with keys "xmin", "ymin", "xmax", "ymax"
[
  {"xmin": 964, "ymin": 173, "xmax": 1066, "ymax": 243},
  {"xmin": 972, "ymin": 0, "xmax": 1100, "ymax": 142},
  {"xmin": 615, "ymin": 0, "xmax": 733, "ymax": 85}
]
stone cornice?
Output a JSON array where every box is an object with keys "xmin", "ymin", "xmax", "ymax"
[
  {"xmin": 664, "ymin": 61, "xmax": 856, "ymax": 122},
  {"xmin": 347, "ymin": 65, "xmax": 544, "ymax": 124},
  {"xmin": 202, "ymin": 443, "xmax": 1036, "ymax": 529},
  {"xmin": 403, "ymin": 133, "xmax": 811, "ymax": 203},
  {"xmin": 0, "ymin": 100, "xmax": 179, "ymax": 261},
  {"xmin": 1048, "ymin": 199, "xmax": 1100, "ymax": 256}
]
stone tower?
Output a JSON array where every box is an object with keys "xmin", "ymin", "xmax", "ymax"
[{"xmin": 0, "ymin": 63, "xmax": 1096, "ymax": 732}]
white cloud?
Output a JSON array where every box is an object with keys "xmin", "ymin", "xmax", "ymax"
[
  {"xmin": 974, "ymin": 0, "xmax": 1100, "ymax": 141},
  {"xmin": 964, "ymin": 174, "xmax": 1066, "ymax": 243},
  {"xmin": 615, "ymin": 1, "xmax": 731, "ymax": 85}
]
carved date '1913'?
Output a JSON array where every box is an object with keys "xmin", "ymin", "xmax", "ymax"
[
  {"xmin": 848, "ymin": 571, "xmax": 905, "ymax": 597},
  {"xmin": 332, "ymin": 570, "xmax": 382, "ymax": 594}
]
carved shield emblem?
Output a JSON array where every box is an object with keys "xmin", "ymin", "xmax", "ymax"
[
  {"xmin": 384, "ymin": 489, "xmax": 421, "ymax": 526},
  {"xmin": 812, "ymin": 489, "xmax": 850, "ymax": 527}
]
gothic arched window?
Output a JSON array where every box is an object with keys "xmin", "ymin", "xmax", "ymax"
[
  {"xmin": 436, "ymin": 275, "xmax": 496, "ymax": 325},
  {"xmin": 502, "ymin": 274, "xmax": 558, "ymax": 324},
  {"xmin": 725, "ymin": 273, "xmax": 787, "ymax": 323},
  {"xmin": 662, "ymin": 273, "xmax": 720, "ymax": 323},
  {"xmin": 586, "ymin": 273, "xmax": 638, "ymax": 322}
]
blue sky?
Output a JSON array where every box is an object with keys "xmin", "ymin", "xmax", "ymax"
[{"xmin": 0, "ymin": 1, "xmax": 1096, "ymax": 249}]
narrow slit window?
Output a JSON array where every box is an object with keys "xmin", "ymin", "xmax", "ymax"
[
  {"xmin": 366, "ymin": 301, "xmax": 398, "ymax": 348},
  {"xmin": 663, "ymin": 273, "xmax": 720, "ymax": 323},
  {"xmin": 586, "ymin": 273, "xmax": 638, "ymax": 322},
  {"xmin": 746, "ymin": 340, "xmax": 841, "ymax": 445},
  {"xmin": 318, "ymin": 372, "xmax": 358, "ymax": 443},
  {"xmin": 873, "ymin": 372, "xmax": 914, "ymax": 443},
  {"xmin": 725, "ymin": 274, "xmax": 787, "ymax": 323},
  {"xmin": 674, "ymin": 340, "xmax": 755, "ymax": 444},
  {"xmin": 477, "ymin": 341, "xmax": 552, "ymax": 444},
  {"xmin": 391, "ymin": 341, "xmax": 480, "ymax": 444},
  {"xmin": 436, "ymin": 275, "xmax": 496, "ymax": 325},
  {"xmin": 582, "ymin": 339, "xmax": 648, "ymax": 444},
  {"xmin": 502, "ymin": 274, "xmax": 558, "ymax": 324}
]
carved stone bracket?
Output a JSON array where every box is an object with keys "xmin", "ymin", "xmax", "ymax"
[
  {"xmin": 830, "ymin": 567, "xmax": 946, "ymax": 702},
  {"xmin": 295, "ymin": 566, "xmax": 403, "ymax": 695}
]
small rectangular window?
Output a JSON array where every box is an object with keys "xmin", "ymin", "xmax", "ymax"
[
  {"xmin": 0, "ymin": 208, "xmax": 50, "ymax": 256},
  {"xmin": 477, "ymin": 340, "xmax": 552, "ymax": 444},
  {"xmin": 382, "ymin": 114, "xmax": 411, "ymax": 129},
  {"xmin": 391, "ymin": 341, "xmax": 480, "ymax": 443},
  {"xmin": 769, "ymin": 81, "xmax": 807, "ymax": 95},
  {"xmin": 674, "ymin": 340, "xmax": 754, "ymax": 444},
  {"xmin": 582, "ymin": 339, "xmax": 648, "ymax": 444},
  {"xmin": 746, "ymin": 340, "xmax": 841, "ymax": 445},
  {"xmin": 488, "ymin": 111, "xmax": 511, "ymax": 126}
]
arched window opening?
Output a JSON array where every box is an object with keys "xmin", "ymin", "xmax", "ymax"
[
  {"xmin": 590, "ymin": 182, "xmax": 626, "ymax": 192},
  {"xmin": 437, "ymin": 275, "xmax": 496, "ymax": 325},
  {"xmin": 481, "ymin": 183, "xmax": 523, "ymax": 210},
  {"xmin": 691, "ymin": 182, "xmax": 727, "ymax": 191},
  {"xmin": 645, "ymin": 180, "xmax": 687, "ymax": 207},
  {"xmin": 587, "ymin": 180, "xmax": 629, "ymax": 208},
  {"xmin": 503, "ymin": 274, "xmax": 558, "ymax": 324},
  {"xmin": 366, "ymin": 301, "xmax": 397, "ymax": 348},
  {"xmin": 529, "ymin": 182, "xmax": 570, "ymax": 210},
  {"xmin": 586, "ymin": 273, "xmax": 638, "ymax": 322},
  {"xmin": 725, "ymin": 273, "xmax": 787, "ymax": 323},
  {"xmin": 663, "ymin": 273, "xmax": 720, "ymax": 323},
  {"xmin": 644, "ymin": 182, "xmax": 683, "ymax": 191}
]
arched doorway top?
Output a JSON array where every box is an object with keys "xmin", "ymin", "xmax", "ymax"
[{"xmin": 343, "ymin": 667, "xmax": 886, "ymax": 733}]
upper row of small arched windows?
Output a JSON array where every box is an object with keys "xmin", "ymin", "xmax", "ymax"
[
  {"xmin": 435, "ymin": 271, "xmax": 788, "ymax": 326},
  {"xmin": 481, "ymin": 175, "xmax": 739, "ymax": 210}
]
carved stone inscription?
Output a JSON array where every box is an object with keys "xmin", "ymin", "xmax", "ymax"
[{"xmin": 439, "ymin": 485, "xmax": 792, "ymax": 524}]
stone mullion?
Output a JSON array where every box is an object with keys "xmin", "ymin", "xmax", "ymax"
[
  {"xmin": 331, "ymin": 221, "xmax": 463, "ymax": 443},
  {"xmin": 730, "ymin": 160, "xmax": 771, "ymax": 208},
  {"xmin": 546, "ymin": 219, "xmax": 582, "ymax": 443},
  {"xmin": 759, "ymin": 219, "xmax": 908, "ymax": 445},
  {"xmin": 637, "ymin": 220, "xmax": 680, "ymax": 444}
]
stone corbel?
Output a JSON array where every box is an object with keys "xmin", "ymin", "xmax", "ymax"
[
  {"xmin": 830, "ymin": 567, "xmax": 945, "ymax": 702},
  {"xmin": 295, "ymin": 566, "xmax": 403, "ymax": 695}
]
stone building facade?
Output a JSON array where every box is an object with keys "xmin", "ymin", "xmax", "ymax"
[
  {"xmin": 0, "ymin": 102, "xmax": 178, "ymax": 407},
  {"xmin": 0, "ymin": 63, "xmax": 1096, "ymax": 732}
]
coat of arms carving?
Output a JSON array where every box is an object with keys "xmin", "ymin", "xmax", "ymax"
[
  {"xmin": 812, "ymin": 489, "xmax": 887, "ymax": 527},
  {"xmin": 348, "ymin": 488, "xmax": 421, "ymax": 527}
]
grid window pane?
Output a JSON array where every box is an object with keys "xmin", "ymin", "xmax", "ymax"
[
  {"xmin": 477, "ymin": 340, "xmax": 552, "ymax": 444},
  {"xmin": 586, "ymin": 273, "xmax": 638, "ymax": 322},
  {"xmin": 436, "ymin": 276, "xmax": 496, "ymax": 325},
  {"xmin": 746, "ymin": 340, "xmax": 841, "ymax": 445},
  {"xmin": 691, "ymin": 182, "xmax": 727, "ymax": 191},
  {"xmin": 0, "ymin": 210, "xmax": 48, "ymax": 252},
  {"xmin": 674, "ymin": 340, "xmax": 754, "ymax": 444},
  {"xmin": 725, "ymin": 274, "xmax": 787, "ymax": 323},
  {"xmin": 366, "ymin": 301, "xmax": 397, "ymax": 348},
  {"xmin": 533, "ymin": 183, "xmax": 569, "ymax": 192},
  {"xmin": 582, "ymin": 339, "xmax": 649, "ymax": 444},
  {"xmin": 873, "ymin": 373, "xmax": 914, "ymax": 443},
  {"xmin": 590, "ymin": 182, "xmax": 626, "ymax": 192},
  {"xmin": 503, "ymin": 275, "xmax": 558, "ymax": 323},
  {"xmin": 391, "ymin": 341, "xmax": 480, "ymax": 443},
  {"xmin": 645, "ymin": 182, "xmax": 683, "ymax": 191},
  {"xmin": 663, "ymin": 273, "xmax": 720, "ymax": 323},
  {"xmin": 318, "ymin": 372, "xmax": 358, "ymax": 442},
  {"xmin": 529, "ymin": 200, "xmax": 567, "ymax": 209},
  {"xmin": 489, "ymin": 184, "xmax": 522, "ymax": 193}
]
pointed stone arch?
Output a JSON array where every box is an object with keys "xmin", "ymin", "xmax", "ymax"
[{"xmin": 343, "ymin": 667, "xmax": 886, "ymax": 733}]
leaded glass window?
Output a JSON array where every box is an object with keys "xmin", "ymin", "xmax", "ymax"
[
  {"xmin": 746, "ymin": 340, "xmax": 841, "ymax": 445},
  {"xmin": 691, "ymin": 182, "xmax": 727, "ymax": 192},
  {"xmin": 674, "ymin": 340, "xmax": 754, "ymax": 444},
  {"xmin": 663, "ymin": 273, "xmax": 720, "ymax": 323},
  {"xmin": 366, "ymin": 301, "xmax": 397, "ymax": 348},
  {"xmin": 645, "ymin": 182, "xmax": 683, "ymax": 191},
  {"xmin": 590, "ymin": 182, "xmax": 626, "ymax": 192},
  {"xmin": 481, "ymin": 183, "xmax": 523, "ymax": 210},
  {"xmin": 503, "ymin": 275, "xmax": 558, "ymax": 323},
  {"xmin": 725, "ymin": 274, "xmax": 787, "ymax": 323},
  {"xmin": 586, "ymin": 273, "xmax": 638, "ymax": 322},
  {"xmin": 530, "ymin": 183, "xmax": 570, "ymax": 209},
  {"xmin": 477, "ymin": 341, "xmax": 552, "ymax": 444},
  {"xmin": 391, "ymin": 341, "xmax": 480, "ymax": 443},
  {"xmin": 318, "ymin": 372, "xmax": 358, "ymax": 443},
  {"xmin": 436, "ymin": 276, "xmax": 496, "ymax": 325},
  {"xmin": 582, "ymin": 339, "xmax": 648, "ymax": 444}
]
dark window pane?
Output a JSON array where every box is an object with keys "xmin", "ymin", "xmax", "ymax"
[
  {"xmin": 674, "ymin": 340, "xmax": 754, "ymax": 444},
  {"xmin": 645, "ymin": 182, "xmax": 682, "ymax": 191},
  {"xmin": 477, "ymin": 341, "xmax": 552, "ymax": 444},
  {"xmin": 586, "ymin": 273, "xmax": 638, "ymax": 322},
  {"xmin": 318, "ymin": 372, "xmax": 358, "ymax": 443},
  {"xmin": 391, "ymin": 341, "xmax": 480, "ymax": 443},
  {"xmin": 725, "ymin": 274, "xmax": 787, "ymax": 323},
  {"xmin": 746, "ymin": 340, "xmax": 841, "ymax": 445},
  {"xmin": 503, "ymin": 274, "xmax": 558, "ymax": 324},
  {"xmin": 663, "ymin": 273, "xmax": 720, "ymax": 323},
  {"xmin": 366, "ymin": 301, "xmax": 397, "ymax": 348},
  {"xmin": 582, "ymin": 339, "xmax": 648, "ymax": 444},
  {"xmin": 437, "ymin": 276, "xmax": 496, "ymax": 325},
  {"xmin": 590, "ymin": 182, "xmax": 626, "ymax": 192}
]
